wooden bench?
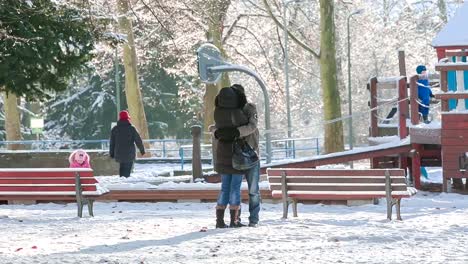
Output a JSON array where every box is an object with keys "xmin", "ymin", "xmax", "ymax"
[
  {"xmin": 267, "ymin": 168, "xmax": 417, "ymax": 220},
  {"xmin": 0, "ymin": 168, "xmax": 109, "ymax": 217}
]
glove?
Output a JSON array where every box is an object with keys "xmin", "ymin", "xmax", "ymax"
[
  {"xmin": 214, "ymin": 127, "xmax": 240, "ymax": 141},
  {"xmin": 140, "ymin": 150, "xmax": 145, "ymax": 156}
]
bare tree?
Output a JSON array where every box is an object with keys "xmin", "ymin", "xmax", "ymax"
[
  {"xmin": 117, "ymin": 0, "xmax": 151, "ymax": 152},
  {"xmin": 3, "ymin": 93, "xmax": 22, "ymax": 150},
  {"xmin": 263, "ymin": 0, "xmax": 344, "ymax": 153}
]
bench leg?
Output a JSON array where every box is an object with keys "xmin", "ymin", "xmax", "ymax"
[
  {"xmin": 282, "ymin": 198, "xmax": 289, "ymax": 219},
  {"xmin": 396, "ymin": 199, "xmax": 402, "ymax": 221},
  {"xmin": 386, "ymin": 197, "xmax": 393, "ymax": 220},
  {"xmin": 292, "ymin": 199, "xmax": 298, "ymax": 217},
  {"xmin": 77, "ymin": 201, "xmax": 84, "ymax": 218},
  {"xmin": 88, "ymin": 199, "xmax": 95, "ymax": 217}
]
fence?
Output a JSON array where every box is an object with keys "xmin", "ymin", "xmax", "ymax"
[{"xmin": 0, "ymin": 137, "xmax": 321, "ymax": 169}]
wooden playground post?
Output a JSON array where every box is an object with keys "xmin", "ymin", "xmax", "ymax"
[
  {"xmin": 368, "ymin": 77, "xmax": 379, "ymax": 169},
  {"xmin": 409, "ymin": 75, "xmax": 420, "ymax": 125},
  {"xmin": 398, "ymin": 50, "xmax": 406, "ymax": 77},
  {"xmin": 191, "ymin": 125, "xmax": 203, "ymax": 180},
  {"xmin": 439, "ymin": 70, "xmax": 449, "ymax": 111},
  {"xmin": 410, "ymin": 146, "xmax": 422, "ymax": 189},
  {"xmin": 398, "ymin": 77, "xmax": 409, "ymax": 139},
  {"xmin": 369, "ymin": 77, "xmax": 378, "ymax": 138}
]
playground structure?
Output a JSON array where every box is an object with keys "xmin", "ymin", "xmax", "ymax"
[
  {"xmin": 269, "ymin": 51, "xmax": 468, "ymax": 193},
  {"xmin": 258, "ymin": 2, "xmax": 468, "ymax": 194}
]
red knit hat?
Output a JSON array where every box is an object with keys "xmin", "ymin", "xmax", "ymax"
[{"xmin": 119, "ymin": 110, "xmax": 130, "ymax": 121}]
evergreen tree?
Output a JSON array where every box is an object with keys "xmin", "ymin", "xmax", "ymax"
[
  {"xmin": 0, "ymin": 0, "xmax": 95, "ymax": 100},
  {"xmin": 44, "ymin": 66, "xmax": 118, "ymax": 143},
  {"xmin": 140, "ymin": 61, "xmax": 201, "ymax": 139},
  {"xmin": 44, "ymin": 62, "xmax": 201, "ymax": 141}
]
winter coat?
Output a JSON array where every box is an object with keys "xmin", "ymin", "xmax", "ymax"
[
  {"xmin": 212, "ymin": 87, "xmax": 249, "ymax": 174},
  {"xmin": 238, "ymin": 103, "xmax": 259, "ymax": 155},
  {"xmin": 418, "ymin": 78, "xmax": 434, "ymax": 116},
  {"xmin": 69, "ymin": 149, "xmax": 91, "ymax": 168},
  {"xmin": 109, "ymin": 120, "xmax": 145, "ymax": 163}
]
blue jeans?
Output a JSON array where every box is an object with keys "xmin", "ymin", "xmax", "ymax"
[
  {"xmin": 245, "ymin": 163, "xmax": 261, "ymax": 224},
  {"xmin": 217, "ymin": 174, "xmax": 243, "ymax": 208}
]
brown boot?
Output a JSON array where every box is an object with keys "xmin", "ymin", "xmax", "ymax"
[
  {"xmin": 229, "ymin": 208, "xmax": 246, "ymax": 228},
  {"xmin": 215, "ymin": 208, "xmax": 228, "ymax": 228}
]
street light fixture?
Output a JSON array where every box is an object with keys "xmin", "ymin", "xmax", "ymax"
[
  {"xmin": 346, "ymin": 8, "xmax": 363, "ymax": 150},
  {"xmin": 283, "ymin": 0, "xmax": 303, "ymax": 157}
]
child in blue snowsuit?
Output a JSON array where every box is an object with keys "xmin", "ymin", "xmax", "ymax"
[{"xmin": 416, "ymin": 65, "xmax": 434, "ymax": 124}]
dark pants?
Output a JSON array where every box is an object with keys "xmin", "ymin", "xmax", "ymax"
[{"xmin": 119, "ymin": 162, "xmax": 133, "ymax": 177}]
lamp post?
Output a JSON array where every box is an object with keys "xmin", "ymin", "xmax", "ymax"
[
  {"xmin": 283, "ymin": 0, "xmax": 302, "ymax": 157},
  {"xmin": 114, "ymin": 45, "xmax": 121, "ymax": 118},
  {"xmin": 346, "ymin": 9, "xmax": 363, "ymax": 152},
  {"xmin": 347, "ymin": 9, "xmax": 363, "ymax": 169}
]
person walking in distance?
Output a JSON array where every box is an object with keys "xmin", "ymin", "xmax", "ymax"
[
  {"xmin": 232, "ymin": 84, "xmax": 261, "ymax": 227},
  {"xmin": 109, "ymin": 110, "xmax": 145, "ymax": 178}
]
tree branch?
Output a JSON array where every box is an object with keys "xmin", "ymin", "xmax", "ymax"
[
  {"xmin": 262, "ymin": 0, "xmax": 320, "ymax": 59},
  {"xmin": 233, "ymin": 25, "xmax": 282, "ymax": 94},
  {"xmin": 222, "ymin": 14, "xmax": 269, "ymax": 44},
  {"xmin": 139, "ymin": 0, "xmax": 174, "ymax": 40}
]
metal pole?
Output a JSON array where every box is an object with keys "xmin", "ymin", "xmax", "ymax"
[
  {"xmin": 346, "ymin": 9, "xmax": 363, "ymax": 168},
  {"xmin": 209, "ymin": 64, "xmax": 272, "ymax": 164},
  {"xmin": 347, "ymin": 14, "xmax": 353, "ymax": 154},
  {"xmin": 115, "ymin": 46, "xmax": 121, "ymax": 118},
  {"xmin": 283, "ymin": 1, "xmax": 292, "ymax": 143}
]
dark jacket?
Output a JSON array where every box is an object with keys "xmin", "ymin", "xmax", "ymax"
[
  {"xmin": 212, "ymin": 87, "xmax": 249, "ymax": 174},
  {"xmin": 109, "ymin": 120, "xmax": 145, "ymax": 163}
]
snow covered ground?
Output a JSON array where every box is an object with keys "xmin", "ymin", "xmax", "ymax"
[
  {"xmin": 1, "ymin": 162, "xmax": 467, "ymax": 263},
  {"xmin": 1, "ymin": 192, "xmax": 468, "ymax": 264}
]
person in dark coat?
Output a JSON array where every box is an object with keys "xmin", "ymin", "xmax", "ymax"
[
  {"xmin": 212, "ymin": 87, "xmax": 249, "ymax": 228},
  {"xmin": 109, "ymin": 110, "xmax": 145, "ymax": 178}
]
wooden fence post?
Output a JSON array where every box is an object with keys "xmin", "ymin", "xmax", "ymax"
[{"xmin": 191, "ymin": 125, "xmax": 202, "ymax": 181}]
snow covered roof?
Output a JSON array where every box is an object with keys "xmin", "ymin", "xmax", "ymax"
[{"xmin": 432, "ymin": 2, "xmax": 468, "ymax": 48}]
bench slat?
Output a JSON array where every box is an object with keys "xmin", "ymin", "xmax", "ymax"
[
  {"xmin": 272, "ymin": 192, "xmax": 411, "ymax": 200},
  {"xmin": 0, "ymin": 178, "xmax": 98, "ymax": 184},
  {"xmin": 268, "ymin": 176, "xmax": 407, "ymax": 184},
  {"xmin": 0, "ymin": 171, "xmax": 94, "ymax": 178},
  {"xmin": 0, "ymin": 186, "xmax": 97, "ymax": 192},
  {"xmin": 267, "ymin": 169, "xmax": 405, "ymax": 177},
  {"xmin": 0, "ymin": 191, "xmax": 105, "ymax": 196},
  {"xmin": 269, "ymin": 184, "xmax": 408, "ymax": 192},
  {"xmin": 272, "ymin": 190, "xmax": 412, "ymax": 198}
]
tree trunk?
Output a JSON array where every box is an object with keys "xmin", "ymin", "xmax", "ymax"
[
  {"xmin": 202, "ymin": 0, "xmax": 231, "ymax": 142},
  {"xmin": 117, "ymin": 0, "xmax": 151, "ymax": 153},
  {"xmin": 3, "ymin": 92, "xmax": 23, "ymax": 150},
  {"xmin": 319, "ymin": 0, "xmax": 344, "ymax": 153}
]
